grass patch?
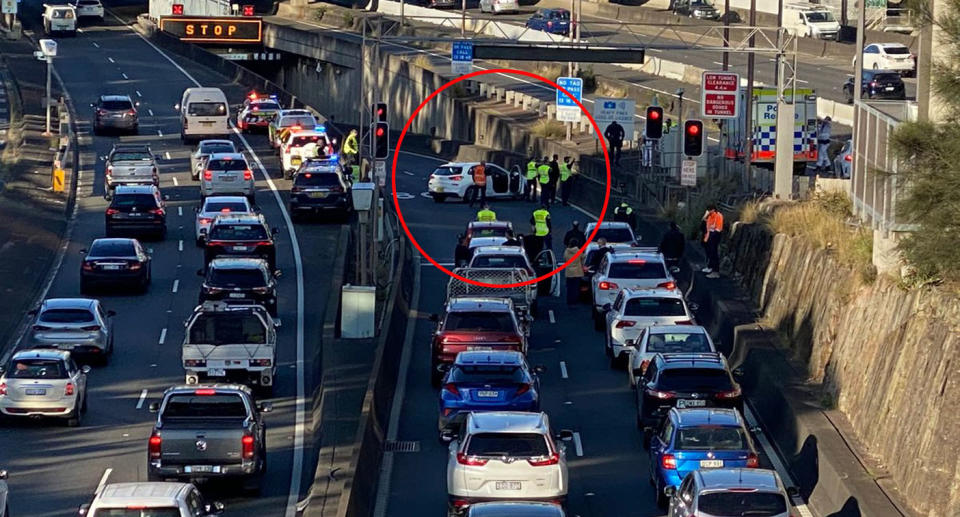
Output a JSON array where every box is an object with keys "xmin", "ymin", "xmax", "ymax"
[
  {"xmin": 576, "ymin": 66, "xmax": 597, "ymax": 93},
  {"xmin": 531, "ymin": 119, "xmax": 565, "ymax": 139},
  {"xmin": 313, "ymin": 6, "xmax": 326, "ymax": 21},
  {"xmin": 537, "ymin": 63, "xmax": 565, "ymax": 84},
  {"xmin": 411, "ymin": 53, "xmax": 433, "ymax": 70}
]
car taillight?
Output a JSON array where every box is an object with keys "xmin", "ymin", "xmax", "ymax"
[
  {"xmin": 65, "ymin": 382, "xmax": 75, "ymax": 396},
  {"xmin": 243, "ymin": 169, "xmax": 253, "ymax": 181},
  {"xmin": 183, "ymin": 119, "xmax": 188, "ymax": 129},
  {"xmin": 128, "ymin": 262, "xmax": 142, "ymax": 270},
  {"xmin": 105, "ymin": 166, "xmax": 113, "ymax": 176},
  {"xmin": 291, "ymin": 186, "xmax": 302, "ymax": 193},
  {"xmin": 657, "ymin": 281, "xmax": 676, "ymax": 290},
  {"xmin": 199, "ymin": 217, "xmax": 213, "ymax": 225},
  {"xmin": 717, "ymin": 387, "xmax": 742, "ymax": 399},
  {"xmin": 330, "ymin": 186, "xmax": 344, "ymax": 193},
  {"xmin": 149, "ymin": 432, "xmax": 162, "ymax": 459},
  {"xmin": 242, "ymin": 434, "xmax": 255, "ymax": 459},
  {"xmin": 106, "ymin": 208, "xmax": 119, "ymax": 216},
  {"xmin": 870, "ymin": 81, "xmax": 878, "ymax": 88},
  {"xmin": 127, "ymin": 109, "xmax": 136, "ymax": 116},
  {"xmin": 646, "ymin": 388, "xmax": 675, "ymax": 400},
  {"xmin": 746, "ymin": 452, "xmax": 759, "ymax": 468},
  {"xmin": 149, "ymin": 208, "xmax": 165, "ymax": 216},
  {"xmin": 184, "ymin": 359, "xmax": 206, "ymax": 367},
  {"xmin": 845, "ymin": 154, "xmax": 853, "ymax": 162},
  {"xmin": 80, "ymin": 325, "xmax": 101, "ymax": 331},
  {"xmin": 640, "ymin": 359, "xmax": 651, "ymax": 373},
  {"xmin": 285, "ymin": 145, "xmax": 292, "ymax": 153},
  {"xmin": 444, "ymin": 383, "xmax": 460, "ymax": 397},
  {"xmin": 547, "ymin": 21, "xmax": 553, "ymax": 27},
  {"xmin": 195, "ymin": 389, "xmax": 217, "ymax": 395},
  {"xmin": 456, "ymin": 452, "xmax": 489, "ymax": 466},
  {"xmin": 528, "ymin": 451, "xmax": 559, "ymax": 466},
  {"xmin": 249, "ymin": 359, "xmax": 271, "ymax": 367},
  {"xmin": 599, "ymin": 281, "xmax": 619, "ymax": 290},
  {"xmin": 674, "ymin": 320, "xmax": 693, "ymax": 325},
  {"xmin": 97, "ymin": 109, "xmax": 108, "ymax": 116},
  {"xmin": 449, "ymin": 175, "xmax": 462, "ymax": 181},
  {"xmin": 82, "ymin": 262, "xmax": 94, "ymax": 271},
  {"xmin": 0, "ymin": 383, "xmax": 5, "ymax": 396},
  {"xmin": 204, "ymin": 170, "xmax": 213, "ymax": 181},
  {"xmin": 515, "ymin": 383, "xmax": 531, "ymax": 396},
  {"xmin": 252, "ymin": 286, "xmax": 270, "ymax": 294},
  {"xmin": 252, "ymin": 241, "xmax": 273, "ymax": 247},
  {"xmin": 661, "ymin": 453, "xmax": 677, "ymax": 469},
  {"xmin": 615, "ymin": 320, "xmax": 636, "ymax": 328}
]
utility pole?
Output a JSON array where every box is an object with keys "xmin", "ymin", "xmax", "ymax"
[
  {"xmin": 743, "ymin": 0, "xmax": 757, "ymax": 192},
  {"xmin": 774, "ymin": 0, "xmax": 783, "ymax": 85},
  {"xmin": 44, "ymin": 55, "xmax": 52, "ymax": 136},
  {"xmin": 676, "ymin": 89, "xmax": 684, "ymax": 182},
  {"xmin": 722, "ymin": 0, "xmax": 730, "ymax": 71},
  {"xmin": 461, "ymin": 0, "xmax": 466, "ymax": 37}
]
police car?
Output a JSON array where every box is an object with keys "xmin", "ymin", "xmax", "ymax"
[
  {"xmin": 237, "ymin": 92, "xmax": 282, "ymax": 133},
  {"xmin": 280, "ymin": 127, "xmax": 333, "ymax": 176},
  {"xmin": 268, "ymin": 109, "xmax": 318, "ymax": 149}
]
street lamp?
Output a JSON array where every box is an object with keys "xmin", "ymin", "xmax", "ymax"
[{"xmin": 35, "ymin": 39, "xmax": 57, "ymax": 136}]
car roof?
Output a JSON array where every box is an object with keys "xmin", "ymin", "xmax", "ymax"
[
  {"xmin": 878, "ymin": 42, "xmax": 909, "ymax": 49},
  {"xmin": 111, "ymin": 143, "xmax": 151, "ymax": 152},
  {"xmin": 289, "ymin": 129, "xmax": 327, "ymax": 137},
  {"xmin": 113, "ymin": 185, "xmax": 158, "ymax": 195},
  {"xmin": 199, "ymin": 139, "xmax": 235, "ymax": 147},
  {"xmin": 472, "ymin": 246, "xmax": 526, "ymax": 256},
  {"xmin": 99, "ymin": 95, "xmax": 133, "ymax": 102},
  {"xmin": 194, "ymin": 301, "xmax": 270, "ymax": 316},
  {"xmin": 695, "ymin": 468, "xmax": 783, "ymax": 491},
  {"xmin": 655, "ymin": 352, "xmax": 727, "ymax": 370},
  {"xmin": 648, "ymin": 324, "xmax": 708, "ymax": 335},
  {"xmin": 11, "ymin": 348, "xmax": 72, "ymax": 361},
  {"xmin": 671, "ymin": 408, "xmax": 743, "ymax": 427},
  {"xmin": 40, "ymin": 298, "xmax": 97, "ymax": 310},
  {"xmin": 208, "ymin": 257, "xmax": 269, "ymax": 270},
  {"xmin": 607, "ymin": 250, "xmax": 664, "ymax": 262},
  {"xmin": 91, "ymin": 237, "xmax": 138, "ymax": 247},
  {"xmin": 203, "ymin": 195, "xmax": 249, "ymax": 206},
  {"xmin": 440, "ymin": 161, "xmax": 491, "ymax": 168},
  {"xmin": 163, "ymin": 383, "xmax": 252, "ymax": 396},
  {"xmin": 468, "ymin": 237, "xmax": 508, "ymax": 249},
  {"xmin": 586, "ymin": 221, "xmax": 631, "ymax": 229},
  {"xmin": 467, "ymin": 411, "xmax": 549, "ymax": 434},
  {"xmin": 211, "ymin": 213, "xmax": 265, "ymax": 225},
  {"xmin": 96, "ymin": 482, "xmax": 192, "ymax": 505},
  {"xmin": 469, "ymin": 221, "xmax": 512, "ymax": 229},
  {"xmin": 279, "ymin": 109, "xmax": 313, "ymax": 116},
  {"xmin": 207, "ymin": 152, "xmax": 246, "ymax": 160},
  {"xmin": 621, "ymin": 288, "xmax": 683, "ymax": 300},
  {"xmin": 454, "ymin": 350, "xmax": 525, "ymax": 366},
  {"xmin": 468, "ymin": 501, "xmax": 565, "ymax": 516},
  {"xmin": 447, "ymin": 296, "xmax": 513, "ymax": 311}
]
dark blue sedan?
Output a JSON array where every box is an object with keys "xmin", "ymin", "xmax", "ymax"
[
  {"xmin": 438, "ymin": 351, "xmax": 542, "ymax": 435},
  {"xmin": 525, "ymin": 8, "xmax": 573, "ymax": 37}
]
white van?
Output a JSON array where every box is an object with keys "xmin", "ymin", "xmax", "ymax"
[
  {"xmin": 783, "ymin": 3, "xmax": 841, "ymax": 40},
  {"xmin": 178, "ymin": 87, "xmax": 230, "ymax": 143}
]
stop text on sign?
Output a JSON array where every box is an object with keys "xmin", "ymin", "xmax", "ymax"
[
  {"xmin": 701, "ymin": 71, "xmax": 740, "ymax": 119},
  {"xmin": 159, "ymin": 17, "xmax": 263, "ymax": 43}
]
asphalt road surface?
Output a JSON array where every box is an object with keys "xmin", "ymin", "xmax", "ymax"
[{"xmin": 0, "ymin": 7, "xmax": 339, "ymax": 516}]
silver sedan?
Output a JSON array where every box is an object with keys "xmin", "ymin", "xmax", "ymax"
[{"xmin": 27, "ymin": 298, "xmax": 115, "ymax": 363}]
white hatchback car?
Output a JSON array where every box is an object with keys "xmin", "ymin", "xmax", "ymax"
[
  {"xmin": 200, "ymin": 153, "xmax": 255, "ymax": 201},
  {"xmin": 428, "ymin": 162, "xmax": 524, "ymax": 203},
  {"xmin": 445, "ymin": 411, "xmax": 573, "ymax": 516},
  {"xmin": 0, "ymin": 349, "xmax": 90, "ymax": 426},
  {"xmin": 479, "ymin": 0, "xmax": 519, "ymax": 14},
  {"xmin": 600, "ymin": 289, "xmax": 695, "ymax": 365},
  {"xmin": 627, "ymin": 325, "xmax": 717, "ymax": 387},
  {"xmin": 855, "ymin": 43, "xmax": 915, "ymax": 76},
  {"xmin": 78, "ymin": 482, "xmax": 224, "ymax": 517},
  {"xmin": 194, "ymin": 195, "xmax": 254, "ymax": 246},
  {"xmin": 591, "ymin": 248, "xmax": 678, "ymax": 328},
  {"xmin": 73, "ymin": 0, "xmax": 104, "ymax": 20}
]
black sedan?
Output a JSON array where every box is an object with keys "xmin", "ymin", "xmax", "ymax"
[
  {"xmin": 198, "ymin": 258, "xmax": 280, "ymax": 316},
  {"xmin": 843, "ymin": 70, "xmax": 906, "ymax": 103},
  {"xmin": 80, "ymin": 238, "xmax": 152, "ymax": 294}
]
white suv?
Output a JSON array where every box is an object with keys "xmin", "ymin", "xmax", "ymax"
[
  {"xmin": 591, "ymin": 248, "xmax": 677, "ymax": 329},
  {"xmin": 601, "ymin": 289, "xmax": 695, "ymax": 366},
  {"xmin": 584, "ymin": 221, "xmax": 638, "ymax": 245},
  {"xmin": 280, "ymin": 129, "xmax": 330, "ymax": 175},
  {"xmin": 0, "ymin": 349, "xmax": 90, "ymax": 426},
  {"xmin": 626, "ymin": 325, "xmax": 716, "ymax": 387},
  {"xmin": 445, "ymin": 411, "xmax": 573, "ymax": 516},
  {"xmin": 78, "ymin": 482, "xmax": 223, "ymax": 517}
]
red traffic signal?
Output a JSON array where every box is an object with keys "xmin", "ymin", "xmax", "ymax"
[
  {"xmin": 645, "ymin": 106, "xmax": 664, "ymax": 139},
  {"xmin": 242, "ymin": 4, "xmax": 254, "ymax": 16},
  {"xmin": 683, "ymin": 120, "xmax": 704, "ymax": 157},
  {"xmin": 374, "ymin": 102, "xmax": 387, "ymax": 122},
  {"xmin": 171, "ymin": 3, "xmax": 184, "ymax": 15},
  {"xmin": 376, "ymin": 126, "xmax": 386, "ymax": 137},
  {"xmin": 686, "ymin": 123, "xmax": 699, "ymax": 136},
  {"xmin": 374, "ymin": 122, "xmax": 389, "ymax": 159}
]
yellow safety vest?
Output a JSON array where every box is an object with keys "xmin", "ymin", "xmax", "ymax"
[
  {"xmin": 343, "ymin": 134, "xmax": 359, "ymax": 155},
  {"xmin": 559, "ymin": 163, "xmax": 571, "ymax": 182},
  {"xmin": 526, "ymin": 160, "xmax": 538, "ymax": 180},
  {"xmin": 533, "ymin": 209, "xmax": 550, "ymax": 236},
  {"xmin": 351, "ymin": 165, "xmax": 361, "ymax": 181},
  {"xmin": 477, "ymin": 209, "xmax": 496, "ymax": 222},
  {"xmin": 537, "ymin": 164, "xmax": 551, "ymax": 184}
]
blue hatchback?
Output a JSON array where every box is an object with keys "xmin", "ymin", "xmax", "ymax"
[
  {"xmin": 648, "ymin": 408, "xmax": 759, "ymax": 508},
  {"xmin": 438, "ymin": 351, "xmax": 541, "ymax": 434}
]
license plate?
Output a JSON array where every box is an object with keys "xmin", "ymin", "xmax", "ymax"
[
  {"xmin": 220, "ymin": 176, "xmax": 236, "ymax": 182},
  {"xmin": 467, "ymin": 346, "xmax": 493, "ymax": 351},
  {"xmin": 25, "ymin": 388, "xmax": 46, "ymax": 396},
  {"xmin": 308, "ymin": 191, "xmax": 327, "ymax": 198},
  {"xmin": 57, "ymin": 344, "xmax": 75, "ymax": 350},
  {"xmin": 201, "ymin": 122, "xmax": 214, "ymax": 126},
  {"xmin": 885, "ymin": 86, "xmax": 895, "ymax": 91},
  {"xmin": 102, "ymin": 264, "xmax": 121, "ymax": 270},
  {"xmin": 233, "ymin": 246, "xmax": 249, "ymax": 252},
  {"xmin": 700, "ymin": 459, "xmax": 723, "ymax": 468},
  {"xmin": 229, "ymin": 293, "xmax": 247, "ymax": 299},
  {"xmin": 476, "ymin": 390, "xmax": 499, "ymax": 398},
  {"xmin": 208, "ymin": 368, "xmax": 226, "ymax": 377},
  {"xmin": 677, "ymin": 399, "xmax": 707, "ymax": 408},
  {"xmin": 292, "ymin": 157, "xmax": 302, "ymax": 164},
  {"xmin": 495, "ymin": 481, "xmax": 521, "ymax": 490},
  {"xmin": 435, "ymin": 186, "xmax": 444, "ymax": 193},
  {"xmin": 184, "ymin": 465, "xmax": 221, "ymax": 473}
]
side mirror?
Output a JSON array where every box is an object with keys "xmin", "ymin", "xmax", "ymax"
[
  {"xmin": 440, "ymin": 428, "xmax": 458, "ymax": 443},
  {"xmin": 428, "ymin": 313, "xmax": 440, "ymax": 322},
  {"xmin": 204, "ymin": 502, "xmax": 225, "ymax": 515},
  {"xmin": 556, "ymin": 429, "xmax": 575, "ymax": 441},
  {"xmin": 197, "ymin": 269, "xmax": 205, "ymax": 277},
  {"xmin": 786, "ymin": 486, "xmax": 799, "ymax": 497},
  {"xmin": 733, "ymin": 367, "xmax": 744, "ymax": 379},
  {"xmin": 78, "ymin": 503, "xmax": 91, "ymax": 516},
  {"xmin": 257, "ymin": 402, "xmax": 273, "ymax": 413},
  {"xmin": 102, "ymin": 194, "xmax": 111, "ymax": 201},
  {"xmin": 436, "ymin": 363, "xmax": 451, "ymax": 373},
  {"xmin": 81, "ymin": 365, "xmax": 92, "ymax": 374},
  {"xmin": 749, "ymin": 426, "xmax": 762, "ymax": 434},
  {"xmin": 533, "ymin": 365, "xmax": 546, "ymax": 374},
  {"xmin": 148, "ymin": 402, "xmax": 160, "ymax": 413},
  {"xmin": 273, "ymin": 270, "xmax": 282, "ymax": 278},
  {"xmin": 625, "ymin": 339, "xmax": 637, "ymax": 348},
  {"xmin": 602, "ymin": 303, "xmax": 612, "ymax": 312},
  {"xmin": 163, "ymin": 195, "xmax": 170, "ymax": 201},
  {"xmin": 0, "ymin": 469, "xmax": 7, "ymax": 480},
  {"xmin": 273, "ymin": 319, "xmax": 282, "ymax": 328},
  {"xmin": 688, "ymin": 302, "xmax": 700, "ymax": 312},
  {"xmin": 664, "ymin": 486, "xmax": 677, "ymax": 497},
  {"xmin": 106, "ymin": 310, "xmax": 116, "ymax": 317},
  {"xmin": 0, "ymin": 366, "xmax": 5, "ymax": 375}
]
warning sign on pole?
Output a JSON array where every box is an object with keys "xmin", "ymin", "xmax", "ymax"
[
  {"xmin": 701, "ymin": 71, "xmax": 740, "ymax": 119},
  {"xmin": 681, "ymin": 159, "xmax": 697, "ymax": 187},
  {"xmin": 52, "ymin": 162, "xmax": 65, "ymax": 192}
]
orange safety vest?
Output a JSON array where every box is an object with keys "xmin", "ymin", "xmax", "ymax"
[
  {"xmin": 704, "ymin": 211, "xmax": 724, "ymax": 242},
  {"xmin": 473, "ymin": 165, "xmax": 487, "ymax": 186}
]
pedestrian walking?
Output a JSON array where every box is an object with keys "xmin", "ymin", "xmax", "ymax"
[
  {"xmin": 604, "ymin": 120, "xmax": 625, "ymax": 165},
  {"xmin": 563, "ymin": 239, "xmax": 585, "ymax": 305},
  {"xmin": 560, "ymin": 156, "xmax": 576, "ymax": 206},
  {"xmin": 641, "ymin": 131, "xmax": 654, "ymax": 168},
  {"xmin": 468, "ymin": 161, "xmax": 487, "ymax": 207},
  {"xmin": 563, "ymin": 220, "xmax": 586, "ymax": 248},
  {"xmin": 455, "ymin": 235, "xmax": 472, "ymax": 267},
  {"xmin": 531, "ymin": 204, "xmax": 552, "ymax": 252},
  {"xmin": 548, "ymin": 155, "xmax": 561, "ymax": 204},
  {"xmin": 537, "ymin": 159, "xmax": 552, "ymax": 206},
  {"xmin": 701, "ymin": 204, "xmax": 724, "ymax": 278},
  {"xmin": 476, "ymin": 203, "xmax": 496, "ymax": 222},
  {"xmin": 525, "ymin": 156, "xmax": 539, "ymax": 201},
  {"xmin": 816, "ymin": 116, "xmax": 832, "ymax": 174},
  {"xmin": 658, "ymin": 221, "xmax": 685, "ymax": 273}
]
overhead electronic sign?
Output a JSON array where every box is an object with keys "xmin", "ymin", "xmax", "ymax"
[{"xmin": 159, "ymin": 16, "xmax": 263, "ymax": 44}]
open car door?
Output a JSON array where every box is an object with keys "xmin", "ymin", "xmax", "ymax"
[{"xmin": 534, "ymin": 249, "xmax": 560, "ymax": 297}]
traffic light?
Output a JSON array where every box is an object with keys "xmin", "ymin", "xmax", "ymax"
[
  {"xmin": 374, "ymin": 102, "xmax": 387, "ymax": 122},
  {"xmin": 171, "ymin": 3, "xmax": 184, "ymax": 15},
  {"xmin": 645, "ymin": 106, "xmax": 663, "ymax": 140},
  {"xmin": 241, "ymin": 4, "xmax": 254, "ymax": 16},
  {"xmin": 683, "ymin": 120, "xmax": 704, "ymax": 157},
  {"xmin": 374, "ymin": 122, "xmax": 389, "ymax": 159}
]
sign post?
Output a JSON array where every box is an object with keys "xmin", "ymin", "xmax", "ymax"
[
  {"xmin": 701, "ymin": 71, "xmax": 740, "ymax": 119},
  {"xmin": 555, "ymin": 77, "xmax": 583, "ymax": 123},
  {"xmin": 592, "ymin": 98, "xmax": 636, "ymax": 141},
  {"xmin": 451, "ymin": 41, "xmax": 473, "ymax": 75},
  {"xmin": 1, "ymin": 0, "xmax": 16, "ymax": 15},
  {"xmin": 681, "ymin": 159, "xmax": 697, "ymax": 187}
]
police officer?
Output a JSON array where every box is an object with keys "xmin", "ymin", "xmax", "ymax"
[
  {"xmin": 530, "ymin": 203, "xmax": 552, "ymax": 251},
  {"xmin": 476, "ymin": 203, "xmax": 496, "ymax": 222},
  {"xmin": 343, "ymin": 129, "xmax": 359, "ymax": 167},
  {"xmin": 537, "ymin": 159, "xmax": 552, "ymax": 206},
  {"xmin": 548, "ymin": 155, "xmax": 561, "ymax": 204},
  {"xmin": 559, "ymin": 156, "xmax": 575, "ymax": 206},
  {"xmin": 525, "ymin": 156, "xmax": 539, "ymax": 201}
]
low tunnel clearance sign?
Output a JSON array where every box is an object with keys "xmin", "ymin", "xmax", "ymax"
[
  {"xmin": 159, "ymin": 17, "xmax": 263, "ymax": 43},
  {"xmin": 701, "ymin": 71, "xmax": 740, "ymax": 119}
]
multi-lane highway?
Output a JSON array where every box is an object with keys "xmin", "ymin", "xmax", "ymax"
[{"xmin": 0, "ymin": 7, "xmax": 337, "ymax": 516}]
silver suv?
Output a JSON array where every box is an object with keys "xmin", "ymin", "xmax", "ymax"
[
  {"xmin": 78, "ymin": 482, "xmax": 223, "ymax": 517},
  {"xmin": 200, "ymin": 153, "xmax": 255, "ymax": 202},
  {"xmin": 666, "ymin": 468, "xmax": 798, "ymax": 517}
]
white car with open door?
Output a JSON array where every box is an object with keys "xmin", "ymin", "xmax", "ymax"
[
  {"xmin": 428, "ymin": 162, "xmax": 525, "ymax": 203},
  {"xmin": 601, "ymin": 289, "xmax": 696, "ymax": 367}
]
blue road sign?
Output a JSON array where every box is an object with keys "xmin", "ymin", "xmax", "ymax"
[
  {"xmin": 556, "ymin": 77, "xmax": 583, "ymax": 107},
  {"xmin": 452, "ymin": 41, "xmax": 474, "ymax": 63}
]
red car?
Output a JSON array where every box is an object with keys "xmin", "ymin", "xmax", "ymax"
[{"xmin": 429, "ymin": 297, "xmax": 528, "ymax": 386}]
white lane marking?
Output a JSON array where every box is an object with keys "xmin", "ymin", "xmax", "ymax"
[
  {"xmin": 136, "ymin": 389, "xmax": 148, "ymax": 409},
  {"xmin": 158, "ymin": 328, "xmax": 167, "ymax": 345},
  {"xmin": 164, "ymin": 151, "xmax": 171, "ymax": 160},
  {"xmin": 107, "ymin": 57, "xmax": 115, "ymax": 63},
  {"xmin": 743, "ymin": 405, "xmax": 813, "ymax": 516},
  {"xmin": 121, "ymin": 72, "xmax": 129, "ymax": 79},
  {"xmin": 92, "ymin": 41, "xmax": 100, "ymax": 48},
  {"xmin": 177, "ymin": 206, "xmax": 183, "ymax": 216},
  {"xmin": 172, "ymin": 279, "xmax": 179, "ymax": 293},
  {"xmin": 713, "ymin": 61, "xmax": 724, "ymax": 66},
  {"xmin": 172, "ymin": 176, "xmax": 179, "ymax": 186},
  {"xmin": 548, "ymin": 310, "xmax": 555, "ymax": 324},
  {"xmin": 147, "ymin": 108, "xmax": 153, "ymax": 116},
  {"xmin": 96, "ymin": 468, "xmax": 113, "ymax": 494},
  {"xmin": 572, "ymin": 432, "xmax": 584, "ymax": 456},
  {"xmin": 401, "ymin": 170, "xmax": 414, "ymax": 176},
  {"xmin": 796, "ymin": 79, "xmax": 809, "ymax": 84},
  {"xmin": 136, "ymin": 90, "xmax": 142, "ymax": 97},
  {"xmin": 559, "ymin": 360, "xmax": 568, "ymax": 379},
  {"xmin": 178, "ymin": 239, "xmax": 183, "ymax": 252},
  {"xmin": 157, "ymin": 129, "xmax": 163, "ymax": 137}
]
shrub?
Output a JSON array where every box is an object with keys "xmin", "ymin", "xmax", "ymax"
[{"xmin": 531, "ymin": 119, "xmax": 565, "ymax": 138}]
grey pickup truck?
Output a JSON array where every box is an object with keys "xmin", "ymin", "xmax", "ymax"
[
  {"xmin": 105, "ymin": 144, "xmax": 158, "ymax": 191},
  {"xmin": 147, "ymin": 384, "xmax": 271, "ymax": 493}
]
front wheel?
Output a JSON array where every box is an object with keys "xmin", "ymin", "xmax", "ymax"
[{"xmin": 432, "ymin": 193, "xmax": 445, "ymax": 203}]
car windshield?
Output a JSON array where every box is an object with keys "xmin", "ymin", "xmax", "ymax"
[
  {"xmin": 624, "ymin": 297, "xmax": 686, "ymax": 317},
  {"xmin": 444, "ymin": 311, "xmax": 516, "ymax": 332},
  {"xmin": 188, "ymin": 102, "xmax": 227, "ymax": 116},
  {"xmin": 883, "ymin": 46, "xmax": 911, "ymax": 55},
  {"xmin": 658, "ymin": 368, "xmax": 733, "ymax": 391},
  {"xmin": 201, "ymin": 142, "xmax": 235, "ymax": 155},
  {"xmin": 281, "ymin": 116, "xmax": 316, "ymax": 128},
  {"xmin": 470, "ymin": 227, "xmax": 509, "ymax": 238},
  {"xmin": 449, "ymin": 365, "xmax": 526, "ymax": 383},
  {"xmin": 40, "ymin": 308, "xmax": 95, "ymax": 323},
  {"xmin": 101, "ymin": 100, "xmax": 133, "ymax": 110},
  {"xmin": 872, "ymin": 73, "xmax": 902, "ymax": 82},
  {"xmin": 111, "ymin": 194, "xmax": 156, "ymax": 209},
  {"xmin": 550, "ymin": 10, "xmax": 570, "ymax": 19},
  {"xmin": 208, "ymin": 224, "xmax": 268, "ymax": 241},
  {"xmin": 677, "ymin": 426, "xmax": 749, "ymax": 450},
  {"xmin": 467, "ymin": 432, "xmax": 550, "ymax": 457},
  {"xmin": 292, "ymin": 135, "xmax": 325, "ymax": 146},
  {"xmin": 188, "ymin": 313, "xmax": 266, "ymax": 345},
  {"xmin": 7, "ymin": 358, "xmax": 67, "ymax": 379},
  {"xmin": 295, "ymin": 172, "xmax": 341, "ymax": 187},
  {"xmin": 697, "ymin": 492, "xmax": 788, "ymax": 516},
  {"xmin": 646, "ymin": 333, "xmax": 712, "ymax": 353},
  {"xmin": 207, "ymin": 159, "xmax": 248, "ymax": 171},
  {"xmin": 204, "ymin": 201, "xmax": 249, "ymax": 214},
  {"xmin": 471, "ymin": 255, "xmax": 529, "ymax": 270},
  {"xmin": 209, "ymin": 268, "xmax": 267, "ymax": 288},
  {"xmin": 592, "ymin": 228, "xmax": 633, "ymax": 243},
  {"xmin": 110, "ymin": 152, "xmax": 151, "ymax": 161},
  {"xmin": 94, "ymin": 509, "xmax": 181, "ymax": 517},
  {"xmin": 432, "ymin": 166, "xmax": 462, "ymax": 176},
  {"xmin": 691, "ymin": 0, "xmax": 714, "ymax": 6},
  {"xmin": 163, "ymin": 393, "xmax": 248, "ymax": 418},
  {"xmin": 89, "ymin": 240, "xmax": 137, "ymax": 257},
  {"xmin": 805, "ymin": 11, "xmax": 835, "ymax": 22},
  {"xmin": 608, "ymin": 261, "xmax": 668, "ymax": 279},
  {"xmin": 79, "ymin": 0, "xmax": 100, "ymax": 5},
  {"xmin": 250, "ymin": 101, "xmax": 280, "ymax": 111}
]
